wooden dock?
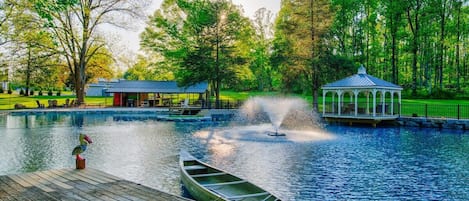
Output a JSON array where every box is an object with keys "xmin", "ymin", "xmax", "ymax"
[{"xmin": 0, "ymin": 168, "xmax": 192, "ymax": 201}]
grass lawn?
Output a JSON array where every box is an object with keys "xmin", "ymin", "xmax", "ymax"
[
  {"xmin": 0, "ymin": 93, "xmax": 113, "ymax": 110},
  {"xmin": 1, "ymin": 91, "xmax": 468, "ymax": 119}
]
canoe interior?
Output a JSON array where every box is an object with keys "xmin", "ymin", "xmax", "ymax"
[{"xmin": 183, "ymin": 160, "xmax": 280, "ymax": 201}]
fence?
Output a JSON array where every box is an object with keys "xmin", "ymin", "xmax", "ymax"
[
  {"xmin": 204, "ymin": 99, "xmax": 244, "ymax": 109},
  {"xmin": 400, "ymin": 104, "xmax": 469, "ymax": 120},
  {"xmin": 205, "ymin": 99, "xmax": 469, "ymax": 120}
]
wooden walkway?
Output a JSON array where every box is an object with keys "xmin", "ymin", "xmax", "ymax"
[{"xmin": 0, "ymin": 168, "xmax": 192, "ymax": 201}]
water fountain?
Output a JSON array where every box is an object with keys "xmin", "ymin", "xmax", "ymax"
[
  {"xmin": 236, "ymin": 96, "xmax": 319, "ymax": 137},
  {"xmin": 195, "ymin": 96, "xmax": 333, "ymax": 144}
]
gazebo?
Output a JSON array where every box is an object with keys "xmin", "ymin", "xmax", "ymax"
[{"xmin": 321, "ymin": 65, "xmax": 403, "ymax": 126}]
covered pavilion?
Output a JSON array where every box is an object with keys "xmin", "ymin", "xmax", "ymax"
[
  {"xmin": 106, "ymin": 80, "xmax": 208, "ymax": 108},
  {"xmin": 321, "ymin": 65, "xmax": 403, "ymax": 126}
]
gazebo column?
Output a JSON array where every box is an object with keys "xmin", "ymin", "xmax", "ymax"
[
  {"xmin": 337, "ymin": 90, "xmax": 343, "ymax": 116},
  {"xmin": 381, "ymin": 90, "xmax": 386, "ymax": 116},
  {"xmin": 372, "ymin": 89, "xmax": 377, "ymax": 117},
  {"xmin": 398, "ymin": 91, "xmax": 402, "ymax": 116},
  {"xmin": 354, "ymin": 90, "xmax": 359, "ymax": 116},
  {"xmin": 322, "ymin": 90, "xmax": 326, "ymax": 116},
  {"xmin": 331, "ymin": 93, "xmax": 335, "ymax": 113},
  {"xmin": 366, "ymin": 91, "xmax": 370, "ymax": 115},
  {"xmin": 390, "ymin": 92, "xmax": 394, "ymax": 115}
]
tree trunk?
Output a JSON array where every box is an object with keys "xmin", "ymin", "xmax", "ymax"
[
  {"xmin": 310, "ymin": 0, "xmax": 319, "ymax": 112},
  {"xmin": 438, "ymin": 0, "xmax": 446, "ymax": 89},
  {"xmin": 406, "ymin": 0, "xmax": 420, "ymax": 96},
  {"xmin": 455, "ymin": 0, "xmax": 461, "ymax": 91},
  {"xmin": 25, "ymin": 46, "xmax": 31, "ymax": 97}
]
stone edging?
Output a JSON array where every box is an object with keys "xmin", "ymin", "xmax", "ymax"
[{"xmin": 396, "ymin": 117, "xmax": 469, "ymax": 130}]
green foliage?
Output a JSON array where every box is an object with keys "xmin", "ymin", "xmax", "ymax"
[
  {"xmin": 32, "ymin": 0, "xmax": 79, "ymax": 21},
  {"xmin": 272, "ymin": 0, "xmax": 333, "ymax": 96},
  {"xmin": 140, "ymin": 0, "xmax": 256, "ymax": 106},
  {"xmin": 47, "ymin": 90, "xmax": 52, "ymax": 96}
]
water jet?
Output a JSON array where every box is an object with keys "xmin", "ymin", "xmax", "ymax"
[{"xmin": 236, "ymin": 96, "xmax": 319, "ymax": 137}]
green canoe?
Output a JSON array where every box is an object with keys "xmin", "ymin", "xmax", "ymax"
[{"xmin": 179, "ymin": 150, "xmax": 281, "ymax": 201}]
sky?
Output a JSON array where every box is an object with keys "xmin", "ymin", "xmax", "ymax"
[{"xmin": 108, "ymin": 0, "xmax": 281, "ymax": 65}]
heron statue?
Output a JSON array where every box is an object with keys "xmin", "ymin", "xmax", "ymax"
[{"xmin": 72, "ymin": 134, "xmax": 93, "ymax": 160}]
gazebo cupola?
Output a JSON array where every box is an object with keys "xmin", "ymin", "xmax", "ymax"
[{"xmin": 321, "ymin": 65, "xmax": 403, "ymax": 125}]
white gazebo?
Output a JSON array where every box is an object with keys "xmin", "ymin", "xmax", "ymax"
[{"xmin": 321, "ymin": 65, "xmax": 402, "ymax": 126}]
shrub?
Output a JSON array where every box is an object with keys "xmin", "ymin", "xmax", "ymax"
[
  {"xmin": 0, "ymin": 88, "xmax": 3, "ymax": 93},
  {"xmin": 7, "ymin": 89, "xmax": 12, "ymax": 94},
  {"xmin": 38, "ymin": 90, "xmax": 43, "ymax": 96},
  {"xmin": 428, "ymin": 88, "xmax": 456, "ymax": 99},
  {"xmin": 56, "ymin": 91, "xmax": 61, "ymax": 96},
  {"xmin": 30, "ymin": 89, "xmax": 34, "ymax": 96},
  {"xmin": 19, "ymin": 89, "xmax": 25, "ymax": 95},
  {"xmin": 47, "ymin": 90, "xmax": 53, "ymax": 96}
]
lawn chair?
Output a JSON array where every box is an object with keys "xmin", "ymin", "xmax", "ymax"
[
  {"xmin": 63, "ymin": 98, "xmax": 70, "ymax": 107},
  {"xmin": 36, "ymin": 100, "xmax": 45, "ymax": 108}
]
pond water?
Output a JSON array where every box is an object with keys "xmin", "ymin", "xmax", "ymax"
[{"xmin": 1, "ymin": 112, "xmax": 469, "ymax": 200}]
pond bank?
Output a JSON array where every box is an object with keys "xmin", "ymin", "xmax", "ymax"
[{"xmin": 396, "ymin": 117, "xmax": 469, "ymax": 130}]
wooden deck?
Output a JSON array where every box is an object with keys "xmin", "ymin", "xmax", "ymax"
[
  {"xmin": 323, "ymin": 114, "xmax": 399, "ymax": 127},
  {"xmin": 0, "ymin": 168, "xmax": 192, "ymax": 201}
]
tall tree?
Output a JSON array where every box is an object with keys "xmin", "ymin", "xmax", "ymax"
[
  {"xmin": 406, "ymin": 0, "xmax": 423, "ymax": 96},
  {"xmin": 3, "ymin": 0, "xmax": 61, "ymax": 94},
  {"xmin": 32, "ymin": 0, "xmax": 147, "ymax": 105},
  {"xmin": 251, "ymin": 8, "xmax": 276, "ymax": 91},
  {"xmin": 273, "ymin": 0, "xmax": 333, "ymax": 110},
  {"xmin": 141, "ymin": 0, "xmax": 254, "ymax": 108}
]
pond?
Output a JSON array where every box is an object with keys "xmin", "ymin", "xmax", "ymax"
[{"xmin": 1, "ymin": 112, "xmax": 469, "ymax": 200}]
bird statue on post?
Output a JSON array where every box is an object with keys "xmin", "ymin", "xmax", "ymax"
[{"xmin": 72, "ymin": 134, "xmax": 92, "ymax": 169}]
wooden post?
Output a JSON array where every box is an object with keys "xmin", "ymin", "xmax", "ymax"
[{"xmin": 76, "ymin": 158, "xmax": 86, "ymax": 169}]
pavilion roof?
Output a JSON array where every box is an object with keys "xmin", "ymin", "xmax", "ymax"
[
  {"xmin": 322, "ymin": 66, "xmax": 402, "ymax": 90},
  {"xmin": 106, "ymin": 80, "xmax": 208, "ymax": 93}
]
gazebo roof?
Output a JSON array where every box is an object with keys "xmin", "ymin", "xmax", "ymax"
[
  {"xmin": 106, "ymin": 80, "xmax": 208, "ymax": 93},
  {"xmin": 322, "ymin": 66, "xmax": 402, "ymax": 90}
]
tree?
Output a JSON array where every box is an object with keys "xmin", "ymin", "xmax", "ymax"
[
  {"xmin": 0, "ymin": 0, "xmax": 16, "ymax": 45},
  {"xmin": 141, "ymin": 0, "xmax": 254, "ymax": 108},
  {"xmin": 3, "ymin": 0, "xmax": 61, "ymax": 94},
  {"xmin": 406, "ymin": 0, "xmax": 423, "ymax": 96},
  {"xmin": 250, "ymin": 8, "xmax": 276, "ymax": 91},
  {"xmin": 32, "ymin": 0, "xmax": 147, "ymax": 105},
  {"xmin": 272, "ymin": 0, "xmax": 333, "ymax": 110}
]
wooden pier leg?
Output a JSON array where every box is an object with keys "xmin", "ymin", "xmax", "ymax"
[{"xmin": 76, "ymin": 158, "xmax": 86, "ymax": 169}]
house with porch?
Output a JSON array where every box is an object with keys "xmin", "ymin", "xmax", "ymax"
[{"xmin": 321, "ymin": 65, "xmax": 403, "ymax": 126}]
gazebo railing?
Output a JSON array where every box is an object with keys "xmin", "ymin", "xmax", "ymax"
[{"xmin": 322, "ymin": 101, "xmax": 400, "ymax": 117}]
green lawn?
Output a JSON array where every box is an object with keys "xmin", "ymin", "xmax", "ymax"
[
  {"xmin": 0, "ymin": 93, "xmax": 113, "ymax": 110},
  {"xmin": 1, "ymin": 91, "xmax": 468, "ymax": 119}
]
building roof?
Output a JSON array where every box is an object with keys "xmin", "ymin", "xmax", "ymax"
[
  {"xmin": 322, "ymin": 65, "xmax": 402, "ymax": 90},
  {"xmin": 106, "ymin": 80, "xmax": 208, "ymax": 93}
]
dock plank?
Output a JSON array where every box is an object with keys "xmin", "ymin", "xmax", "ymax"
[
  {"xmin": 0, "ymin": 168, "xmax": 191, "ymax": 201},
  {"xmin": 15, "ymin": 173, "xmax": 55, "ymax": 192},
  {"xmin": 55, "ymin": 169, "xmax": 99, "ymax": 185},
  {"xmin": 67, "ymin": 169, "xmax": 111, "ymax": 184},
  {"xmin": 7, "ymin": 174, "xmax": 32, "ymax": 188},
  {"xmin": 34, "ymin": 171, "xmax": 74, "ymax": 190}
]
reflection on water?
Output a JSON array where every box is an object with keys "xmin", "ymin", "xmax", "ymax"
[{"xmin": 1, "ymin": 113, "xmax": 469, "ymax": 200}]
